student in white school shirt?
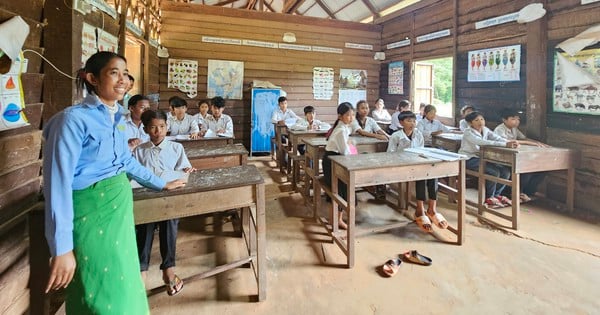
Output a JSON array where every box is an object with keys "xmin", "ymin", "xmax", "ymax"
[
  {"xmin": 203, "ymin": 96, "xmax": 234, "ymax": 138},
  {"xmin": 167, "ymin": 96, "xmax": 200, "ymax": 139},
  {"xmin": 193, "ymin": 99, "xmax": 212, "ymax": 131},
  {"xmin": 387, "ymin": 111, "xmax": 448, "ymax": 233},
  {"xmin": 352, "ymin": 100, "xmax": 389, "ymax": 140},
  {"xmin": 290, "ymin": 105, "xmax": 331, "ymax": 154},
  {"xmin": 417, "ymin": 104, "xmax": 450, "ymax": 146},
  {"xmin": 271, "ymin": 96, "xmax": 299, "ymax": 126},
  {"xmin": 388, "ymin": 99, "xmax": 411, "ymax": 133},
  {"xmin": 371, "ymin": 98, "xmax": 391, "ymax": 122},
  {"xmin": 124, "ymin": 94, "xmax": 150, "ymax": 151}
]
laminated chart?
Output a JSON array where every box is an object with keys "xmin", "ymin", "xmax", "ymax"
[{"xmin": 0, "ymin": 53, "xmax": 28, "ymax": 131}]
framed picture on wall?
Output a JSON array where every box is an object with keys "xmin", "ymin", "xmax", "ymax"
[{"xmin": 552, "ymin": 48, "xmax": 600, "ymax": 116}]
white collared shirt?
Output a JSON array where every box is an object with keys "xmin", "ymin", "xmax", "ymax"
[
  {"xmin": 133, "ymin": 139, "xmax": 192, "ymax": 176},
  {"xmin": 494, "ymin": 123, "xmax": 526, "ymax": 140},
  {"xmin": 459, "ymin": 127, "xmax": 507, "ymax": 159},
  {"xmin": 290, "ymin": 118, "xmax": 331, "ymax": 131},
  {"xmin": 124, "ymin": 113, "xmax": 149, "ymax": 143},
  {"xmin": 459, "ymin": 119, "xmax": 469, "ymax": 131},
  {"xmin": 167, "ymin": 113, "xmax": 199, "ymax": 136},
  {"xmin": 417, "ymin": 118, "xmax": 450, "ymax": 146},
  {"xmin": 271, "ymin": 108, "xmax": 299, "ymax": 124},
  {"xmin": 325, "ymin": 123, "xmax": 351, "ymax": 155},
  {"xmin": 205, "ymin": 114, "xmax": 234, "ymax": 137},
  {"xmin": 387, "ymin": 128, "xmax": 424, "ymax": 152},
  {"xmin": 194, "ymin": 113, "xmax": 211, "ymax": 128},
  {"xmin": 371, "ymin": 109, "xmax": 391, "ymax": 122},
  {"xmin": 352, "ymin": 116, "xmax": 382, "ymax": 134},
  {"xmin": 389, "ymin": 112, "xmax": 401, "ymax": 131}
]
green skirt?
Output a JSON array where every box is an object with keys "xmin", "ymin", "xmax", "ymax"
[{"xmin": 67, "ymin": 173, "xmax": 149, "ymax": 315}]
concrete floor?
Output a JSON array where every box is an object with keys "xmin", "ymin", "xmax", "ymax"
[{"xmin": 144, "ymin": 157, "xmax": 600, "ymax": 315}]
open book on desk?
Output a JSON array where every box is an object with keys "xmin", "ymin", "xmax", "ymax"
[
  {"xmin": 130, "ymin": 170, "xmax": 189, "ymax": 189},
  {"xmin": 405, "ymin": 147, "xmax": 467, "ymax": 161}
]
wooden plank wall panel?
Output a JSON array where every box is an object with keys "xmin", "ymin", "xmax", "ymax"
[
  {"xmin": 159, "ymin": 2, "xmax": 381, "ymax": 147},
  {"xmin": 0, "ymin": 0, "xmax": 45, "ymax": 313}
]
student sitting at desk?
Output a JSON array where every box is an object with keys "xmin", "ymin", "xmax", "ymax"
[
  {"xmin": 417, "ymin": 104, "xmax": 450, "ymax": 147},
  {"xmin": 271, "ymin": 96, "xmax": 299, "ymax": 126},
  {"xmin": 353, "ymin": 100, "xmax": 389, "ymax": 140},
  {"xmin": 204, "ymin": 96, "xmax": 234, "ymax": 138},
  {"xmin": 459, "ymin": 111, "xmax": 519, "ymax": 208},
  {"xmin": 388, "ymin": 100, "xmax": 411, "ymax": 134},
  {"xmin": 323, "ymin": 102, "xmax": 355, "ymax": 230},
  {"xmin": 134, "ymin": 109, "xmax": 195, "ymax": 296},
  {"xmin": 194, "ymin": 99, "xmax": 212, "ymax": 131},
  {"xmin": 494, "ymin": 108, "xmax": 548, "ymax": 202},
  {"xmin": 124, "ymin": 94, "xmax": 150, "ymax": 151},
  {"xmin": 387, "ymin": 111, "xmax": 448, "ymax": 232},
  {"xmin": 416, "ymin": 102, "xmax": 426, "ymax": 123},
  {"xmin": 167, "ymin": 96, "xmax": 200, "ymax": 139},
  {"xmin": 291, "ymin": 105, "xmax": 331, "ymax": 154},
  {"xmin": 371, "ymin": 98, "xmax": 391, "ymax": 122},
  {"xmin": 458, "ymin": 105, "xmax": 476, "ymax": 131}
]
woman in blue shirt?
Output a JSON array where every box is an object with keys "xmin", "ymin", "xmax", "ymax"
[{"xmin": 43, "ymin": 51, "xmax": 184, "ymax": 314}]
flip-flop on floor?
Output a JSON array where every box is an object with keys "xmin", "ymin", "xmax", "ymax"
[
  {"xmin": 402, "ymin": 250, "xmax": 432, "ymax": 266},
  {"xmin": 382, "ymin": 258, "xmax": 402, "ymax": 277}
]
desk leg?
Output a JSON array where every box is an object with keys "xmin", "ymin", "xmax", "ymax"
[
  {"xmin": 478, "ymin": 159, "xmax": 486, "ymax": 216},
  {"xmin": 567, "ymin": 168, "xmax": 575, "ymax": 213},
  {"xmin": 457, "ymin": 160, "xmax": 466, "ymax": 245},
  {"xmin": 255, "ymin": 184, "xmax": 266, "ymax": 301},
  {"xmin": 512, "ymin": 169, "xmax": 520, "ymax": 230},
  {"xmin": 347, "ymin": 174, "xmax": 356, "ymax": 269}
]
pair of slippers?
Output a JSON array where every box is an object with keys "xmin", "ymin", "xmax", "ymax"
[
  {"xmin": 415, "ymin": 212, "xmax": 448, "ymax": 233},
  {"xmin": 165, "ymin": 275, "xmax": 184, "ymax": 296},
  {"xmin": 382, "ymin": 250, "xmax": 432, "ymax": 277}
]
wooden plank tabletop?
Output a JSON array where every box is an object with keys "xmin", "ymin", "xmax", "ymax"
[
  {"xmin": 185, "ymin": 143, "xmax": 248, "ymax": 159},
  {"xmin": 329, "ymin": 151, "xmax": 448, "ymax": 171}
]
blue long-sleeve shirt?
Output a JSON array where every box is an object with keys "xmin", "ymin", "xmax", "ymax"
[{"xmin": 43, "ymin": 94, "xmax": 166, "ymax": 257}]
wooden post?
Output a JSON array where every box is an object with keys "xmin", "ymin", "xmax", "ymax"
[{"xmin": 525, "ymin": 1, "xmax": 548, "ymax": 141}]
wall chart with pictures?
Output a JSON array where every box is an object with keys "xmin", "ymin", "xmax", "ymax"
[
  {"xmin": 168, "ymin": 59, "xmax": 198, "ymax": 98},
  {"xmin": 467, "ymin": 44, "xmax": 521, "ymax": 82},
  {"xmin": 553, "ymin": 48, "xmax": 600, "ymax": 115}
]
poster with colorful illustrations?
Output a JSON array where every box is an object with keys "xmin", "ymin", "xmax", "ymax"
[
  {"xmin": 313, "ymin": 67, "xmax": 334, "ymax": 100},
  {"xmin": 553, "ymin": 48, "xmax": 600, "ymax": 115},
  {"xmin": 0, "ymin": 54, "xmax": 28, "ymax": 131},
  {"xmin": 168, "ymin": 59, "xmax": 198, "ymax": 98},
  {"xmin": 388, "ymin": 61, "xmax": 404, "ymax": 94},
  {"xmin": 467, "ymin": 44, "xmax": 521, "ymax": 82},
  {"xmin": 207, "ymin": 60, "xmax": 244, "ymax": 100},
  {"xmin": 339, "ymin": 69, "xmax": 367, "ymax": 107},
  {"xmin": 81, "ymin": 22, "xmax": 96, "ymax": 68}
]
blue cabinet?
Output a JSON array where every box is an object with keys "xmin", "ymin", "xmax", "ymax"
[{"xmin": 250, "ymin": 88, "xmax": 280, "ymax": 155}]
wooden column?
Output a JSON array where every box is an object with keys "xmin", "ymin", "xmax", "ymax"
[{"xmin": 525, "ymin": 5, "xmax": 548, "ymax": 141}]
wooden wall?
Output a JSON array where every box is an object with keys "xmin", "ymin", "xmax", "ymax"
[
  {"xmin": 0, "ymin": 0, "xmax": 45, "ymax": 314},
  {"xmin": 159, "ymin": 2, "xmax": 382, "ymax": 148}
]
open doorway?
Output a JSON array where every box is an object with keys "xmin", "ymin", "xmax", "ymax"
[
  {"xmin": 413, "ymin": 56, "xmax": 454, "ymax": 118},
  {"xmin": 124, "ymin": 35, "xmax": 144, "ymax": 95}
]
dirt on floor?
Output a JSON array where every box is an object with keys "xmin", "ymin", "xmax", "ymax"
[{"xmin": 144, "ymin": 157, "xmax": 600, "ymax": 315}]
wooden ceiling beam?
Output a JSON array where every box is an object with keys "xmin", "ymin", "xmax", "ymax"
[
  {"xmin": 246, "ymin": 0, "xmax": 257, "ymax": 9},
  {"xmin": 263, "ymin": 0, "xmax": 275, "ymax": 12},
  {"xmin": 314, "ymin": 0, "xmax": 336, "ymax": 19},
  {"xmin": 283, "ymin": 0, "xmax": 306, "ymax": 14},
  {"xmin": 214, "ymin": 0, "xmax": 238, "ymax": 6},
  {"xmin": 360, "ymin": 0, "xmax": 380, "ymax": 18}
]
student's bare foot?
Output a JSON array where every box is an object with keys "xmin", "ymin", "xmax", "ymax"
[
  {"xmin": 426, "ymin": 209, "xmax": 448, "ymax": 229},
  {"xmin": 338, "ymin": 219, "xmax": 348, "ymax": 230}
]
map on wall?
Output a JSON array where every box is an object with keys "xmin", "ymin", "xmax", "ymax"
[
  {"xmin": 207, "ymin": 59, "xmax": 244, "ymax": 100},
  {"xmin": 553, "ymin": 48, "xmax": 600, "ymax": 115},
  {"xmin": 467, "ymin": 44, "xmax": 521, "ymax": 82}
]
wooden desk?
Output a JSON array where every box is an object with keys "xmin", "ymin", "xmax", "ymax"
[
  {"xmin": 185, "ymin": 143, "xmax": 248, "ymax": 170},
  {"xmin": 274, "ymin": 124, "xmax": 289, "ymax": 173},
  {"xmin": 133, "ymin": 165, "xmax": 266, "ymax": 301},
  {"xmin": 319, "ymin": 152, "xmax": 465, "ymax": 268},
  {"xmin": 176, "ymin": 136, "xmax": 234, "ymax": 150},
  {"xmin": 288, "ymin": 129, "xmax": 327, "ymax": 155},
  {"xmin": 303, "ymin": 137, "xmax": 388, "ymax": 205},
  {"xmin": 432, "ymin": 133, "xmax": 463, "ymax": 152},
  {"xmin": 375, "ymin": 120, "xmax": 391, "ymax": 132},
  {"xmin": 478, "ymin": 146, "xmax": 580, "ymax": 230}
]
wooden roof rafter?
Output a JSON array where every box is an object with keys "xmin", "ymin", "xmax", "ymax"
[
  {"xmin": 314, "ymin": 0, "xmax": 336, "ymax": 19},
  {"xmin": 283, "ymin": 0, "xmax": 306, "ymax": 14},
  {"xmin": 360, "ymin": 0, "xmax": 380, "ymax": 18}
]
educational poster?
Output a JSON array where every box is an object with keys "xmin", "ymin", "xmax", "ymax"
[
  {"xmin": 339, "ymin": 69, "xmax": 367, "ymax": 107},
  {"xmin": 96, "ymin": 29, "xmax": 118, "ymax": 54},
  {"xmin": 553, "ymin": 48, "xmax": 600, "ymax": 115},
  {"xmin": 0, "ymin": 54, "xmax": 28, "ymax": 131},
  {"xmin": 207, "ymin": 59, "xmax": 244, "ymax": 100},
  {"xmin": 168, "ymin": 58, "xmax": 198, "ymax": 98},
  {"xmin": 81, "ymin": 22, "xmax": 96, "ymax": 68},
  {"xmin": 312, "ymin": 67, "xmax": 334, "ymax": 100},
  {"xmin": 388, "ymin": 61, "xmax": 404, "ymax": 94},
  {"xmin": 467, "ymin": 44, "xmax": 521, "ymax": 82}
]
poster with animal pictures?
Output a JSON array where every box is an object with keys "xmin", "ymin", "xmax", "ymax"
[
  {"xmin": 553, "ymin": 48, "xmax": 600, "ymax": 115},
  {"xmin": 0, "ymin": 53, "xmax": 28, "ymax": 131},
  {"xmin": 339, "ymin": 69, "xmax": 367, "ymax": 107},
  {"xmin": 168, "ymin": 59, "xmax": 198, "ymax": 98},
  {"xmin": 467, "ymin": 44, "xmax": 521, "ymax": 82}
]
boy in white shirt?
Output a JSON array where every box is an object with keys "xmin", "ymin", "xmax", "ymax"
[
  {"xmin": 291, "ymin": 105, "xmax": 331, "ymax": 155},
  {"xmin": 124, "ymin": 94, "xmax": 150, "ymax": 150},
  {"xmin": 388, "ymin": 100, "xmax": 411, "ymax": 133},
  {"xmin": 204, "ymin": 96, "xmax": 234, "ymax": 138},
  {"xmin": 458, "ymin": 105, "xmax": 475, "ymax": 131},
  {"xmin": 271, "ymin": 96, "xmax": 299, "ymax": 126},
  {"xmin": 167, "ymin": 96, "xmax": 200, "ymax": 139}
]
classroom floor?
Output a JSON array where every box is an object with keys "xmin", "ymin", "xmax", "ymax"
[{"xmin": 144, "ymin": 157, "xmax": 600, "ymax": 315}]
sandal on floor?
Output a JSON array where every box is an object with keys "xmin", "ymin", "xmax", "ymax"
[
  {"xmin": 382, "ymin": 258, "xmax": 402, "ymax": 277},
  {"xmin": 401, "ymin": 250, "xmax": 432, "ymax": 266},
  {"xmin": 496, "ymin": 196, "xmax": 512, "ymax": 207},
  {"xmin": 166, "ymin": 275, "xmax": 184, "ymax": 296},
  {"xmin": 519, "ymin": 193, "xmax": 531, "ymax": 203},
  {"xmin": 426, "ymin": 212, "xmax": 448, "ymax": 229},
  {"xmin": 484, "ymin": 197, "xmax": 503, "ymax": 208},
  {"xmin": 414, "ymin": 215, "xmax": 433, "ymax": 233}
]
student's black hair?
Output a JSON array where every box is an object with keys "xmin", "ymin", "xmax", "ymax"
[
  {"xmin": 398, "ymin": 110, "xmax": 416, "ymax": 121},
  {"xmin": 355, "ymin": 100, "xmax": 368, "ymax": 129},
  {"xmin": 419, "ymin": 102, "xmax": 427, "ymax": 109},
  {"xmin": 326, "ymin": 102, "xmax": 353, "ymax": 140},
  {"xmin": 397, "ymin": 100, "xmax": 411, "ymax": 110},
  {"xmin": 423, "ymin": 104, "xmax": 437, "ymax": 117},
  {"xmin": 460, "ymin": 105, "xmax": 475, "ymax": 115},
  {"xmin": 197, "ymin": 99, "xmax": 210, "ymax": 107},
  {"xmin": 141, "ymin": 109, "xmax": 168, "ymax": 127},
  {"xmin": 499, "ymin": 108, "xmax": 521, "ymax": 120},
  {"xmin": 465, "ymin": 111, "xmax": 483, "ymax": 123},
  {"xmin": 278, "ymin": 96, "xmax": 287, "ymax": 104},
  {"xmin": 76, "ymin": 51, "xmax": 127, "ymax": 95},
  {"xmin": 128, "ymin": 94, "xmax": 149, "ymax": 108},
  {"xmin": 211, "ymin": 96, "xmax": 226, "ymax": 108},
  {"xmin": 168, "ymin": 96, "xmax": 187, "ymax": 108},
  {"xmin": 127, "ymin": 74, "xmax": 135, "ymax": 82},
  {"xmin": 303, "ymin": 105, "xmax": 315, "ymax": 114}
]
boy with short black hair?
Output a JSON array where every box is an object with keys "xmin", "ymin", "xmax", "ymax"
[
  {"xmin": 124, "ymin": 94, "xmax": 150, "ymax": 150},
  {"xmin": 271, "ymin": 96, "xmax": 299, "ymax": 126},
  {"xmin": 167, "ymin": 96, "xmax": 200, "ymax": 139},
  {"xmin": 204, "ymin": 96, "xmax": 234, "ymax": 137}
]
